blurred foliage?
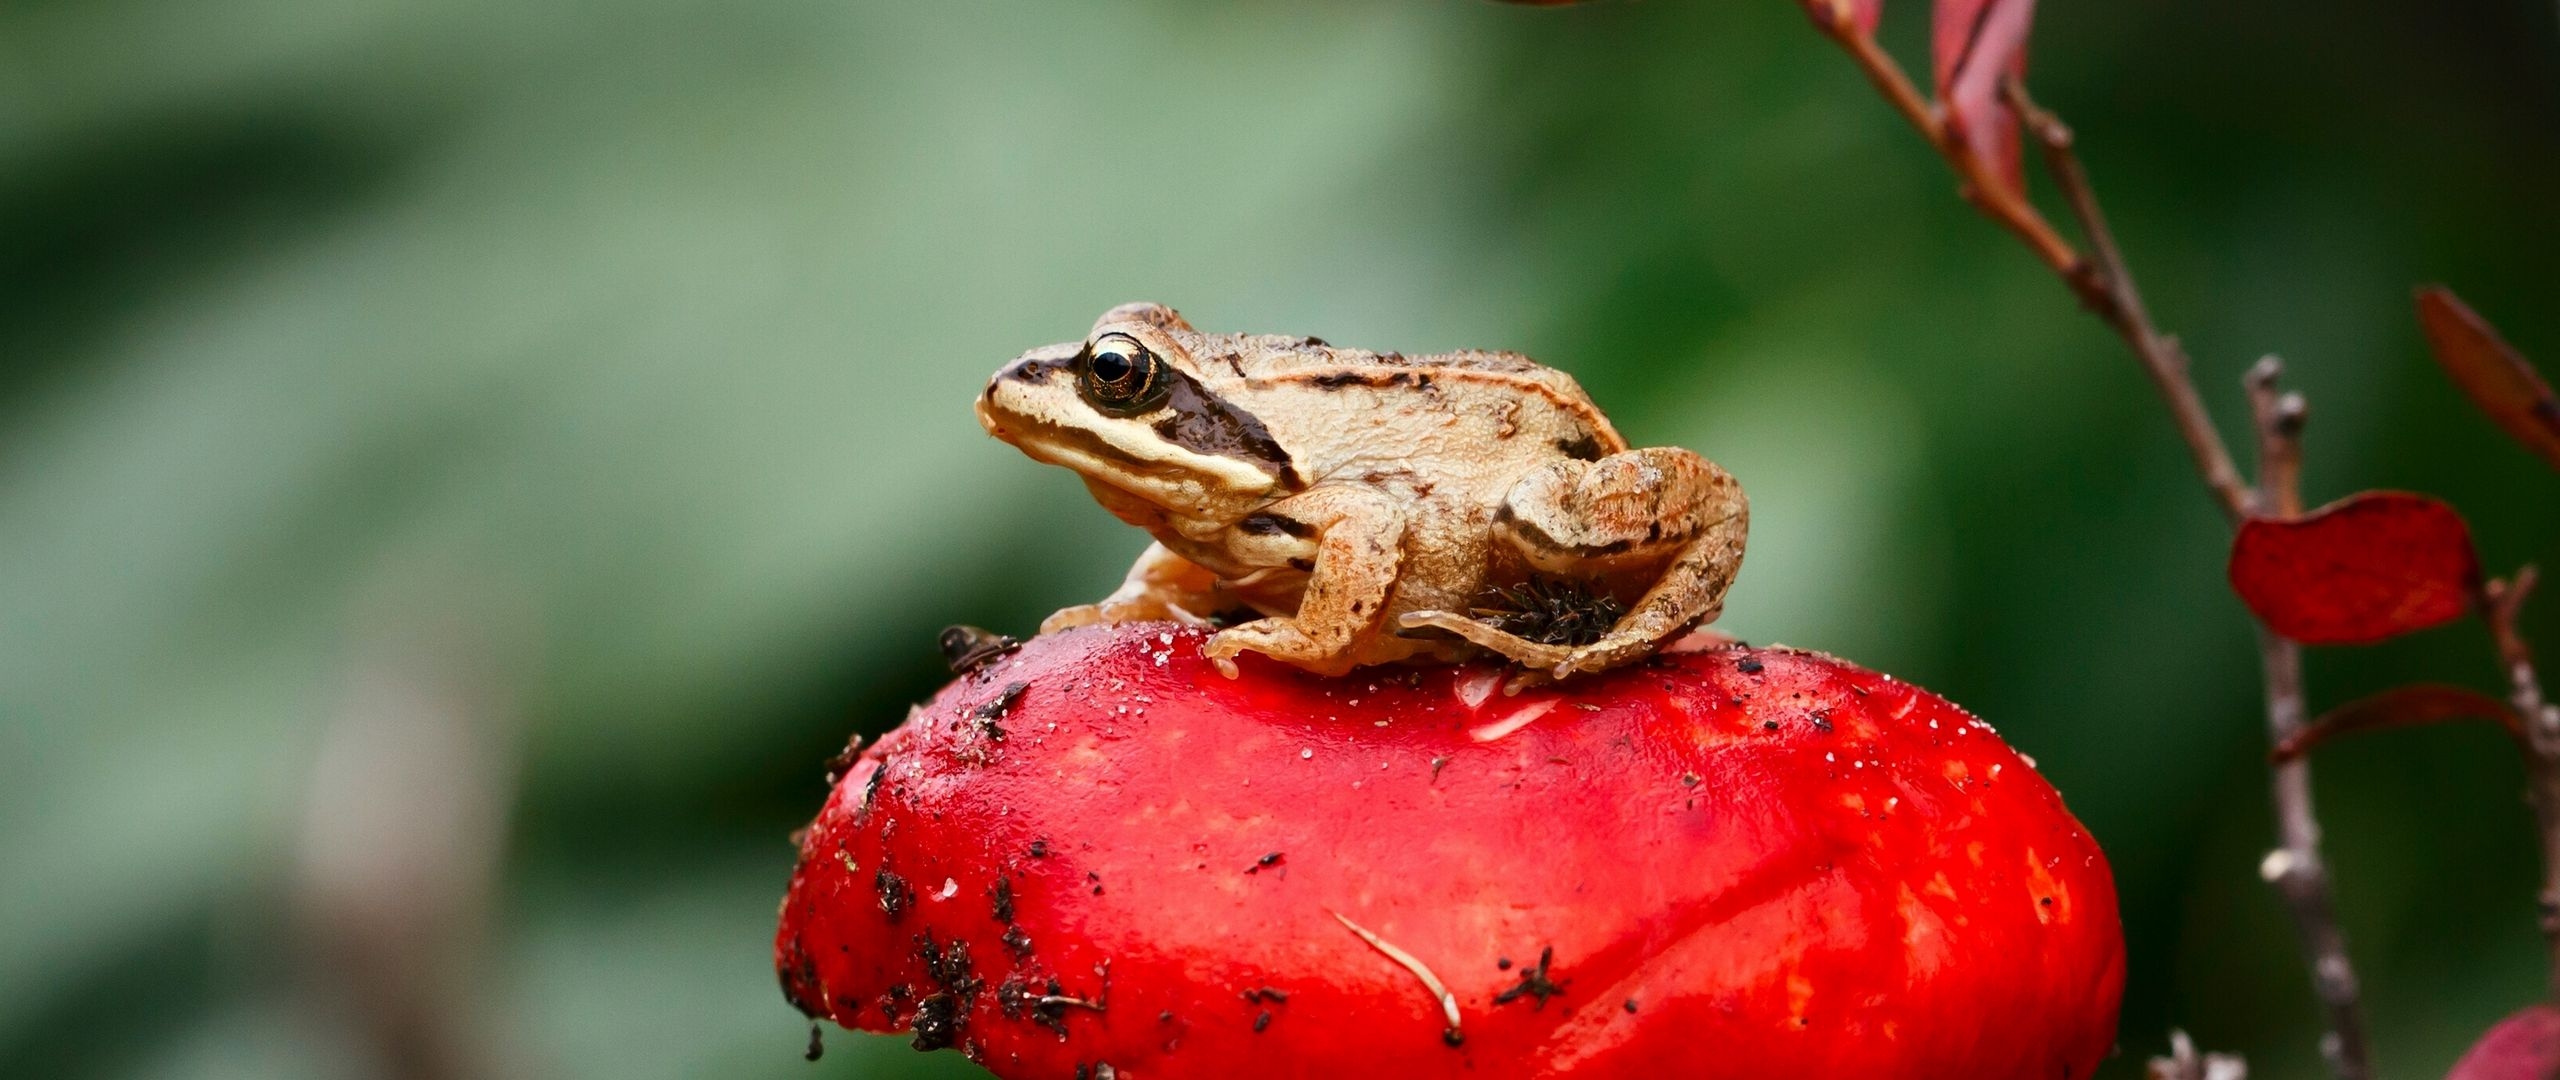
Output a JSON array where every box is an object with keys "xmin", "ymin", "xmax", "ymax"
[{"xmin": 2, "ymin": 1, "xmax": 2557, "ymax": 1077}]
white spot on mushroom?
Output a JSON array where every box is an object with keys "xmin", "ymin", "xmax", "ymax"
[{"xmin": 1467, "ymin": 699, "xmax": 1559, "ymax": 743}]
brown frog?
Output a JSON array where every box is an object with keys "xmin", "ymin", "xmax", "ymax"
[{"xmin": 976, "ymin": 303, "xmax": 1747, "ymax": 682}]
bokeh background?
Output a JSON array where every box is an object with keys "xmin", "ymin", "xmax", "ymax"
[{"xmin": 6, "ymin": 0, "xmax": 2558, "ymax": 1077}]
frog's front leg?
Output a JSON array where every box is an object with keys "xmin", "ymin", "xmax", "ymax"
[
  {"xmin": 1041, "ymin": 542, "xmax": 1224, "ymax": 634},
  {"xmin": 1202, "ymin": 486, "xmax": 1406, "ymax": 678},
  {"xmin": 1413, "ymin": 448, "xmax": 1746, "ymax": 679}
]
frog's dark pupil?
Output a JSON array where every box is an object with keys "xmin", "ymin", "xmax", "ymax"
[{"xmin": 1091, "ymin": 350, "xmax": 1133, "ymax": 383}]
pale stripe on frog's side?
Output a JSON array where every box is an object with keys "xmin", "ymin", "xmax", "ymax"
[{"xmin": 977, "ymin": 302, "xmax": 1747, "ymax": 684}]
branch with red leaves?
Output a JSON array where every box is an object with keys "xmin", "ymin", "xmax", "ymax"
[
  {"xmin": 1785, "ymin": 4, "xmax": 2560, "ymax": 1077},
  {"xmin": 1784, "ymin": 0, "xmax": 2368, "ymax": 1072},
  {"xmin": 1499, "ymin": 1, "xmax": 2560, "ymax": 1074},
  {"xmin": 2237, "ymin": 359, "xmax": 2371, "ymax": 1080},
  {"xmin": 2253, "ymin": 297, "xmax": 2560, "ymax": 1026}
]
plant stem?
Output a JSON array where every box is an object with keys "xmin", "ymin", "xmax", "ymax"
[
  {"xmin": 2149, "ymin": 1028, "xmax": 2250, "ymax": 1080},
  {"xmin": 1800, "ymin": 6, "xmax": 2084, "ymax": 280},
  {"xmin": 2013, "ymin": 86, "xmax": 2256, "ymax": 526},
  {"xmin": 1796, "ymin": 15, "xmax": 2373, "ymax": 1076},
  {"xmin": 2245, "ymin": 362, "xmax": 2371, "ymax": 1079},
  {"xmin": 2486, "ymin": 568, "xmax": 2560, "ymax": 1000}
]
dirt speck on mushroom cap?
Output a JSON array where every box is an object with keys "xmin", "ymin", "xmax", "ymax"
[{"xmin": 775, "ymin": 623, "xmax": 2123, "ymax": 1078}]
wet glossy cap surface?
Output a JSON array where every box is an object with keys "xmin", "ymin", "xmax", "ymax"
[{"xmin": 776, "ymin": 623, "xmax": 2123, "ymax": 1078}]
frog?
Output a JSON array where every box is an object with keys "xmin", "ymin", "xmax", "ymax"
[{"xmin": 975, "ymin": 302, "xmax": 1748, "ymax": 683}]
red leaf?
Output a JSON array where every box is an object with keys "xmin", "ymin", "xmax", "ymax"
[
  {"xmin": 1849, "ymin": 0, "xmax": 1885, "ymax": 35},
  {"xmin": 777, "ymin": 624, "xmax": 2125, "ymax": 1076},
  {"xmin": 2447, "ymin": 1005, "xmax": 2560, "ymax": 1080},
  {"xmin": 2271, "ymin": 684, "xmax": 2522, "ymax": 762},
  {"xmin": 2417, "ymin": 286, "xmax": 2560, "ymax": 472},
  {"xmin": 2229, "ymin": 491, "xmax": 2482, "ymax": 645},
  {"xmin": 1932, "ymin": 0, "xmax": 2035, "ymax": 197}
]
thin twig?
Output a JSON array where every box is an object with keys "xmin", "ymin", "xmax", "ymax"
[
  {"xmin": 2150, "ymin": 1029, "xmax": 2251, "ymax": 1080},
  {"xmin": 1798, "ymin": 18, "xmax": 2372, "ymax": 1077},
  {"xmin": 2245, "ymin": 360, "xmax": 2373, "ymax": 1080},
  {"xmin": 1810, "ymin": 26, "xmax": 2258, "ymax": 526},
  {"xmin": 1800, "ymin": 5, "xmax": 2083, "ymax": 277},
  {"xmin": 2485, "ymin": 568, "xmax": 2560, "ymax": 999},
  {"xmin": 2242, "ymin": 358, "xmax": 2308, "ymax": 518},
  {"xmin": 2015, "ymin": 82, "xmax": 2256, "ymax": 525}
]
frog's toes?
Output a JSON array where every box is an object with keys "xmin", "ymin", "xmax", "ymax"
[
  {"xmin": 1040, "ymin": 604, "xmax": 1110, "ymax": 635},
  {"xmin": 1550, "ymin": 640, "xmax": 1651, "ymax": 680},
  {"xmin": 1206, "ymin": 622, "xmax": 1331, "ymax": 676},
  {"xmin": 1200, "ymin": 631, "xmax": 1249, "ymax": 678},
  {"xmin": 1500, "ymin": 668, "xmax": 1556, "ymax": 696}
]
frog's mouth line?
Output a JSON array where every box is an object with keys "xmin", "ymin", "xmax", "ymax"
[
  {"xmin": 987, "ymin": 408, "xmax": 1152, "ymax": 477},
  {"xmin": 988, "ymin": 405, "xmax": 1288, "ymax": 526}
]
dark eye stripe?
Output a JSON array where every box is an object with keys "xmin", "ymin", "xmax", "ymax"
[{"xmin": 1149, "ymin": 365, "xmax": 1300, "ymax": 489}]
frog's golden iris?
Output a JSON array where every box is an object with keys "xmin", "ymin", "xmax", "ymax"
[{"xmin": 1079, "ymin": 333, "xmax": 1166, "ymax": 415}]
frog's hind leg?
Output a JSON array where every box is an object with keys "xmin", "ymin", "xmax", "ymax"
[{"xmin": 1493, "ymin": 447, "xmax": 1749, "ymax": 679}]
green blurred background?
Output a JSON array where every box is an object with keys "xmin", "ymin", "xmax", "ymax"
[{"xmin": 5, "ymin": 0, "xmax": 2557, "ymax": 1077}]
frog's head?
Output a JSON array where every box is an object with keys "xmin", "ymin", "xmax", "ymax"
[{"xmin": 979, "ymin": 303, "xmax": 1300, "ymax": 521}]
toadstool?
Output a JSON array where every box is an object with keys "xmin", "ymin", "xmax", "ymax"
[{"xmin": 776, "ymin": 623, "xmax": 2123, "ymax": 1077}]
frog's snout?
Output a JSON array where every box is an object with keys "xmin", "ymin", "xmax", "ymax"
[
  {"xmin": 980, "ymin": 347, "xmax": 1063, "ymax": 442},
  {"xmin": 973, "ymin": 385, "xmax": 1001, "ymax": 437}
]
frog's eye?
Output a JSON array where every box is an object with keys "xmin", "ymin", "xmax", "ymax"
[{"xmin": 1080, "ymin": 334, "xmax": 1167, "ymax": 414}]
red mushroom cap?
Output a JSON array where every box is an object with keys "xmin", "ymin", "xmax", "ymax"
[{"xmin": 776, "ymin": 623, "xmax": 2123, "ymax": 1078}]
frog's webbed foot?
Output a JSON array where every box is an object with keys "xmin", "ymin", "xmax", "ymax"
[
  {"xmin": 1041, "ymin": 542, "xmax": 1222, "ymax": 635},
  {"xmin": 1396, "ymin": 610, "xmax": 1575, "ymax": 670},
  {"xmin": 1550, "ymin": 637, "xmax": 1665, "ymax": 680},
  {"xmin": 1397, "ymin": 610, "xmax": 1586, "ymax": 695},
  {"xmin": 1039, "ymin": 599, "xmax": 1210, "ymax": 636},
  {"xmin": 1203, "ymin": 618, "xmax": 1365, "ymax": 679}
]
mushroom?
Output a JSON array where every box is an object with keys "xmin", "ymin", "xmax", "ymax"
[{"xmin": 776, "ymin": 622, "xmax": 2123, "ymax": 1077}]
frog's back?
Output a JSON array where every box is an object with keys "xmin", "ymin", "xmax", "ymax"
[
  {"xmin": 1203, "ymin": 333, "xmax": 1628, "ymax": 490},
  {"xmin": 1216, "ymin": 334, "xmax": 1599, "ymax": 412}
]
